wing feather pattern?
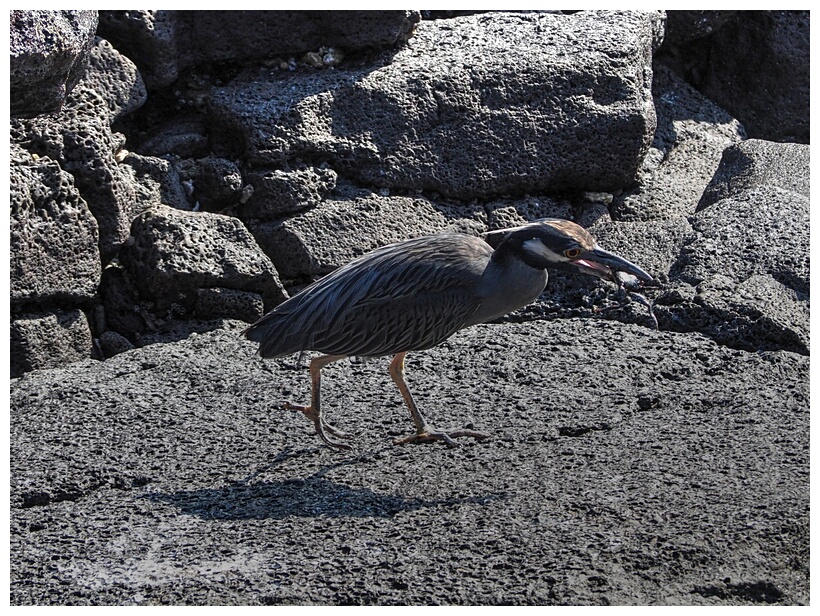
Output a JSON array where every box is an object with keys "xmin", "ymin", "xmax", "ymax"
[{"xmin": 244, "ymin": 234, "xmax": 492, "ymax": 358}]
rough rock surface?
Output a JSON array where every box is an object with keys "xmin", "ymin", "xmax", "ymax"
[
  {"xmin": 97, "ymin": 10, "xmax": 421, "ymax": 89},
  {"xmin": 650, "ymin": 139, "xmax": 811, "ymax": 356},
  {"xmin": 697, "ymin": 140, "xmax": 810, "ymax": 210},
  {"xmin": 240, "ymin": 166, "xmax": 338, "ymax": 221},
  {"xmin": 10, "ymin": 10, "xmax": 99, "ymax": 117},
  {"xmin": 10, "ymin": 37, "xmax": 159, "ymax": 263},
  {"xmin": 612, "ymin": 63, "xmax": 745, "ymax": 222},
  {"xmin": 210, "ymin": 11, "xmax": 662, "ymax": 199},
  {"xmin": 83, "ymin": 37, "xmax": 148, "ymax": 122},
  {"xmin": 10, "ymin": 320, "xmax": 808, "ymax": 605},
  {"xmin": 10, "ymin": 310, "xmax": 95, "ymax": 378},
  {"xmin": 251, "ymin": 184, "xmax": 485, "ymax": 279},
  {"xmin": 119, "ymin": 205, "xmax": 287, "ymax": 312},
  {"xmin": 658, "ymin": 185, "xmax": 809, "ymax": 355},
  {"xmin": 194, "ymin": 288, "xmax": 265, "ymax": 324},
  {"xmin": 10, "ymin": 144, "xmax": 101, "ymax": 307},
  {"xmin": 696, "ymin": 11, "xmax": 809, "ymax": 143}
]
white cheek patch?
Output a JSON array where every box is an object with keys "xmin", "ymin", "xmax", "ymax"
[{"xmin": 522, "ymin": 238, "xmax": 565, "ymax": 263}]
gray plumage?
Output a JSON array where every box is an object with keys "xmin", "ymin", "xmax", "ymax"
[
  {"xmin": 245, "ymin": 233, "xmax": 546, "ymax": 358},
  {"xmin": 244, "ymin": 219, "xmax": 654, "ymax": 450}
]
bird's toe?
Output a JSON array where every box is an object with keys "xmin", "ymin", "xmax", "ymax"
[
  {"xmin": 321, "ymin": 418, "xmax": 353, "ymax": 440},
  {"xmin": 393, "ymin": 427, "xmax": 488, "ymax": 447}
]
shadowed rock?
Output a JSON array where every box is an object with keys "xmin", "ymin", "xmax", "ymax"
[{"xmin": 97, "ymin": 10, "xmax": 421, "ymax": 89}]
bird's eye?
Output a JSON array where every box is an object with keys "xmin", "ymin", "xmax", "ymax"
[{"xmin": 564, "ymin": 248, "xmax": 581, "ymax": 258}]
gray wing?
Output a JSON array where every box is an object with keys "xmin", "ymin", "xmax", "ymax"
[{"xmin": 245, "ymin": 234, "xmax": 493, "ymax": 358}]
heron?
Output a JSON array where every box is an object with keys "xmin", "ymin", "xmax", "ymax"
[{"xmin": 244, "ymin": 218, "xmax": 653, "ymax": 450}]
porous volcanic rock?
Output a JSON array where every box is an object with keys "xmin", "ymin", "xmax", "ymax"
[
  {"xmin": 209, "ymin": 11, "xmax": 662, "ymax": 199},
  {"xmin": 10, "ymin": 10, "xmax": 98, "ymax": 117},
  {"xmin": 97, "ymin": 10, "xmax": 421, "ymax": 89},
  {"xmin": 251, "ymin": 184, "xmax": 485, "ymax": 280},
  {"xmin": 697, "ymin": 140, "xmax": 810, "ymax": 210},
  {"xmin": 658, "ymin": 184, "xmax": 809, "ymax": 355},
  {"xmin": 10, "ymin": 310, "xmax": 94, "ymax": 378},
  {"xmin": 120, "ymin": 205, "xmax": 287, "ymax": 314},
  {"xmin": 10, "ymin": 320, "xmax": 809, "ymax": 605},
  {"xmin": 10, "ymin": 145, "xmax": 101, "ymax": 307}
]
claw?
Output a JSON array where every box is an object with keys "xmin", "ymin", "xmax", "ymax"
[
  {"xmin": 595, "ymin": 276, "xmax": 659, "ymax": 330},
  {"xmin": 393, "ymin": 427, "xmax": 489, "ymax": 447},
  {"xmin": 282, "ymin": 401, "xmax": 352, "ymax": 451},
  {"xmin": 321, "ymin": 417, "xmax": 352, "ymax": 440}
]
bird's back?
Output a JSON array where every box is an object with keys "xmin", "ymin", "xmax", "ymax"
[{"xmin": 245, "ymin": 233, "xmax": 494, "ymax": 358}]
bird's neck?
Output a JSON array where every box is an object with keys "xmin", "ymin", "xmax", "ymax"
[
  {"xmin": 491, "ymin": 235, "xmax": 547, "ymax": 270},
  {"xmin": 466, "ymin": 249, "xmax": 548, "ymax": 326}
]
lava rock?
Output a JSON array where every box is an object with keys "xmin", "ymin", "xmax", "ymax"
[
  {"xmin": 190, "ymin": 157, "xmax": 245, "ymax": 213},
  {"xmin": 241, "ymin": 166, "xmax": 338, "ymax": 221},
  {"xmin": 10, "ymin": 309, "xmax": 94, "ymax": 377},
  {"xmin": 210, "ymin": 11, "xmax": 662, "ymax": 200},
  {"xmin": 97, "ymin": 10, "xmax": 421, "ymax": 89},
  {"xmin": 10, "ymin": 10, "xmax": 98, "ymax": 117},
  {"xmin": 250, "ymin": 185, "xmax": 484, "ymax": 279},
  {"xmin": 10, "ymin": 145, "xmax": 101, "ymax": 308},
  {"xmin": 662, "ymin": 184, "xmax": 809, "ymax": 354},
  {"xmin": 659, "ymin": 11, "xmax": 809, "ymax": 143},
  {"xmin": 83, "ymin": 37, "xmax": 148, "ymax": 123},
  {"xmin": 698, "ymin": 140, "xmax": 810, "ymax": 211},
  {"xmin": 98, "ymin": 330, "xmax": 136, "ymax": 358},
  {"xmin": 120, "ymin": 205, "xmax": 288, "ymax": 313},
  {"xmin": 612, "ymin": 63, "xmax": 746, "ymax": 222},
  {"xmin": 195, "ymin": 287, "xmax": 265, "ymax": 323},
  {"xmin": 9, "ymin": 319, "xmax": 809, "ymax": 604}
]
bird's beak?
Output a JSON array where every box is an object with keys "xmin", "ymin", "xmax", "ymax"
[{"xmin": 568, "ymin": 246, "xmax": 654, "ymax": 285}]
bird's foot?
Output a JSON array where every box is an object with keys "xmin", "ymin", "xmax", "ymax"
[
  {"xmin": 281, "ymin": 402, "xmax": 353, "ymax": 450},
  {"xmin": 393, "ymin": 426, "xmax": 489, "ymax": 447}
]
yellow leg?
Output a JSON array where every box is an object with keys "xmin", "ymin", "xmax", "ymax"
[
  {"xmin": 283, "ymin": 354, "xmax": 352, "ymax": 450},
  {"xmin": 388, "ymin": 352, "xmax": 488, "ymax": 446}
]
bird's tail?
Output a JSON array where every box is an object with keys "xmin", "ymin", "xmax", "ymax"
[{"xmin": 243, "ymin": 312, "xmax": 299, "ymax": 358}]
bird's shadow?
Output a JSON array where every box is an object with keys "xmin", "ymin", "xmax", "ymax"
[{"xmin": 144, "ymin": 448, "xmax": 507, "ymax": 520}]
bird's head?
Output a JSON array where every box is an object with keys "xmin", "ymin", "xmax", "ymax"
[{"xmin": 485, "ymin": 218, "xmax": 653, "ymax": 285}]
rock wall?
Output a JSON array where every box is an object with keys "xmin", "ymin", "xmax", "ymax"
[{"xmin": 9, "ymin": 10, "xmax": 809, "ymax": 376}]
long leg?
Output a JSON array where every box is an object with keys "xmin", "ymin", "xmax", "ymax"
[
  {"xmin": 388, "ymin": 352, "xmax": 488, "ymax": 446},
  {"xmin": 283, "ymin": 354, "xmax": 352, "ymax": 450}
]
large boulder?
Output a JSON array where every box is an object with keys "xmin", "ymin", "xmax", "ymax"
[
  {"xmin": 10, "ymin": 320, "xmax": 809, "ymax": 604},
  {"xmin": 210, "ymin": 11, "xmax": 663, "ymax": 200},
  {"xmin": 119, "ymin": 205, "xmax": 288, "ymax": 314},
  {"xmin": 658, "ymin": 174, "xmax": 809, "ymax": 355},
  {"xmin": 695, "ymin": 11, "xmax": 809, "ymax": 143}
]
